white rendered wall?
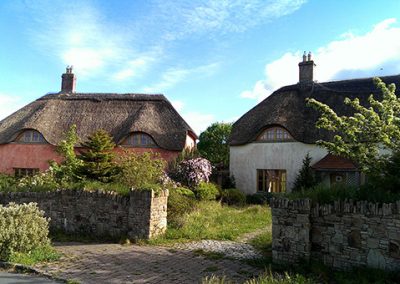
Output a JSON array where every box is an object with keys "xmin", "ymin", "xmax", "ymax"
[{"xmin": 230, "ymin": 142, "xmax": 327, "ymax": 194}]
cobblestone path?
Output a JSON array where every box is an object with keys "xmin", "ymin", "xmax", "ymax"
[{"xmin": 33, "ymin": 242, "xmax": 264, "ymax": 284}]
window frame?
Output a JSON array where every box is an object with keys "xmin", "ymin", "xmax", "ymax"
[
  {"xmin": 256, "ymin": 126, "xmax": 293, "ymax": 142},
  {"xmin": 121, "ymin": 132, "xmax": 158, "ymax": 148},
  {"xmin": 15, "ymin": 130, "xmax": 47, "ymax": 144},
  {"xmin": 257, "ymin": 169, "xmax": 287, "ymax": 193},
  {"xmin": 14, "ymin": 168, "xmax": 39, "ymax": 178}
]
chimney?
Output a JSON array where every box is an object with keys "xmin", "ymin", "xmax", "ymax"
[
  {"xmin": 298, "ymin": 51, "xmax": 316, "ymax": 83},
  {"xmin": 61, "ymin": 66, "xmax": 76, "ymax": 93}
]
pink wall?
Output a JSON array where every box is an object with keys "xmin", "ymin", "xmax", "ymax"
[{"xmin": 0, "ymin": 143, "xmax": 180, "ymax": 175}]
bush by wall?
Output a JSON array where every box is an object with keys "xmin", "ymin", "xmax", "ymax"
[
  {"xmin": 194, "ymin": 182, "xmax": 219, "ymax": 201},
  {"xmin": 0, "ymin": 202, "xmax": 50, "ymax": 260},
  {"xmin": 221, "ymin": 188, "xmax": 246, "ymax": 206}
]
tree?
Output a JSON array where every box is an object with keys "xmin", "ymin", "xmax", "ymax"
[
  {"xmin": 306, "ymin": 78, "xmax": 400, "ymax": 175},
  {"xmin": 50, "ymin": 124, "xmax": 83, "ymax": 183},
  {"xmin": 292, "ymin": 153, "xmax": 317, "ymax": 192},
  {"xmin": 197, "ymin": 122, "xmax": 232, "ymax": 168},
  {"xmin": 78, "ymin": 129, "xmax": 118, "ymax": 182}
]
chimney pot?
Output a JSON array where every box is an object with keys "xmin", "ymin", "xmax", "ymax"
[
  {"xmin": 298, "ymin": 52, "xmax": 316, "ymax": 83},
  {"xmin": 61, "ymin": 66, "xmax": 76, "ymax": 93}
]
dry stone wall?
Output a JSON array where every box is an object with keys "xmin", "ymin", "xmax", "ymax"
[
  {"xmin": 0, "ymin": 189, "xmax": 168, "ymax": 240},
  {"xmin": 271, "ymin": 198, "xmax": 400, "ymax": 271}
]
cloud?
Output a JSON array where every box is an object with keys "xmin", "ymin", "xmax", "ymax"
[
  {"xmin": 113, "ymin": 55, "xmax": 158, "ymax": 81},
  {"xmin": 143, "ymin": 63, "xmax": 220, "ymax": 92},
  {"xmin": 241, "ymin": 18, "xmax": 400, "ymax": 101},
  {"xmin": 171, "ymin": 100, "xmax": 185, "ymax": 111},
  {"xmin": 181, "ymin": 111, "xmax": 215, "ymax": 135},
  {"xmin": 156, "ymin": 0, "xmax": 306, "ymax": 39},
  {"xmin": 0, "ymin": 93, "xmax": 26, "ymax": 120}
]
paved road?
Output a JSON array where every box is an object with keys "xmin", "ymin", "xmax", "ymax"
[
  {"xmin": 33, "ymin": 242, "xmax": 263, "ymax": 284},
  {"xmin": 0, "ymin": 272, "xmax": 61, "ymax": 284}
]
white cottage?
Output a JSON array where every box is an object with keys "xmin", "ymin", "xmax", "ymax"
[{"xmin": 229, "ymin": 54, "xmax": 400, "ymax": 194}]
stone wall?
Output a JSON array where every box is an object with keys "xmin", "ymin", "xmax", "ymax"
[
  {"xmin": 0, "ymin": 189, "xmax": 168, "ymax": 240},
  {"xmin": 271, "ymin": 198, "xmax": 400, "ymax": 271}
]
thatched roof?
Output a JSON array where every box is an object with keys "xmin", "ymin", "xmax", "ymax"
[
  {"xmin": 229, "ymin": 75, "xmax": 400, "ymax": 146},
  {"xmin": 312, "ymin": 154, "xmax": 358, "ymax": 171},
  {"xmin": 0, "ymin": 92, "xmax": 196, "ymax": 151}
]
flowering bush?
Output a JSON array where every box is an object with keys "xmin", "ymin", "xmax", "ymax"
[
  {"xmin": 17, "ymin": 168, "xmax": 59, "ymax": 191},
  {"xmin": 176, "ymin": 158, "xmax": 212, "ymax": 188},
  {"xmin": 0, "ymin": 203, "xmax": 50, "ymax": 260}
]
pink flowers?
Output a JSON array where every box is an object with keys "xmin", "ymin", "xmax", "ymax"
[{"xmin": 177, "ymin": 158, "xmax": 212, "ymax": 187}]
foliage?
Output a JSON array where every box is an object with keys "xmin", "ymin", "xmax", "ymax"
[
  {"xmin": 78, "ymin": 129, "xmax": 118, "ymax": 182},
  {"xmin": 366, "ymin": 150, "xmax": 400, "ymax": 193},
  {"xmin": 8, "ymin": 244, "xmax": 61, "ymax": 265},
  {"xmin": 197, "ymin": 122, "xmax": 232, "ymax": 168},
  {"xmin": 246, "ymin": 192, "xmax": 272, "ymax": 205},
  {"xmin": 167, "ymin": 188, "xmax": 197, "ymax": 228},
  {"xmin": 176, "ymin": 157, "xmax": 213, "ymax": 188},
  {"xmin": 168, "ymin": 147, "xmax": 200, "ymax": 172},
  {"xmin": 194, "ymin": 182, "xmax": 219, "ymax": 201},
  {"xmin": 292, "ymin": 153, "xmax": 317, "ymax": 192},
  {"xmin": 69, "ymin": 180, "xmax": 131, "ymax": 196},
  {"xmin": 17, "ymin": 169, "xmax": 59, "ymax": 191},
  {"xmin": 249, "ymin": 230, "xmax": 272, "ymax": 256},
  {"xmin": 287, "ymin": 183, "xmax": 400, "ymax": 204},
  {"xmin": 174, "ymin": 186, "xmax": 195, "ymax": 198},
  {"xmin": 220, "ymin": 188, "xmax": 246, "ymax": 205},
  {"xmin": 0, "ymin": 174, "xmax": 17, "ymax": 192},
  {"xmin": 0, "ymin": 203, "xmax": 50, "ymax": 260},
  {"xmin": 150, "ymin": 201, "xmax": 271, "ymax": 244},
  {"xmin": 51, "ymin": 124, "xmax": 83, "ymax": 183},
  {"xmin": 117, "ymin": 151, "xmax": 165, "ymax": 189},
  {"xmin": 306, "ymin": 77, "xmax": 400, "ymax": 175}
]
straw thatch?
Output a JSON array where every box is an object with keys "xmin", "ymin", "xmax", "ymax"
[
  {"xmin": 229, "ymin": 75, "xmax": 400, "ymax": 146},
  {"xmin": 0, "ymin": 92, "xmax": 196, "ymax": 151}
]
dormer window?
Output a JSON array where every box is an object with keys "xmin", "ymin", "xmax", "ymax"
[
  {"xmin": 122, "ymin": 132, "xmax": 157, "ymax": 148},
  {"xmin": 16, "ymin": 130, "xmax": 47, "ymax": 144},
  {"xmin": 257, "ymin": 127, "xmax": 293, "ymax": 142}
]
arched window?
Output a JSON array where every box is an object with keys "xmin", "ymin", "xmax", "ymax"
[
  {"xmin": 257, "ymin": 127, "xmax": 293, "ymax": 142},
  {"xmin": 16, "ymin": 130, "xmax": 47, "ymax": 143},
  {"xmin": 121, "ymin": 132, "xmax": 157, "ymax": 148}
]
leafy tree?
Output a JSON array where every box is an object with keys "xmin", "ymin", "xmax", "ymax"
[
  {"xmin": 50, "ymin": 124, "xmax": 83, "ymax": 183},
  {"xmin": 78, "ymin": 129, "xmax": 118, "ymax": 182},
  {"xmin": 117, "ymin": 151, "xmax": 165, "ymax": 189},
  {"xmin": 197, "ymin": 122, "xmax": 232, "ymax": 168},
  {"xmin": 292, "ymin": 153, "xmax": 317, "ymax": 192},
  {"xmin": 306, "ymin": 78, "xmax": 400, "ymax": 175}
]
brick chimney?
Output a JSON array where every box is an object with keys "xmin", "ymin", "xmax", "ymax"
[
  {"xmin": 298, "ymin": 51, "xmax": 316, "ymax": 83},
  {"xmin": 61, "ymin": 66, "xmax": 76, "ymax": 93}
]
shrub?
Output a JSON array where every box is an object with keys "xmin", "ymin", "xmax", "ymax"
[
  {"xmin": 167, "ymin": 189, "xmax": 196, "ymax": 228},
  {"xmin": 292, "ymin": 153, "xmax": 317, "ymax": 192},
  {"xmin": 246, "ymin": 192, "xmax": 272, "ymax": 205},
  {"xmin": 175, "ymin": 158, "xmax": 212, "ymax": 188},
  {"xmin": 17, "ymin": 169, "xmax": 59, "ymax": 192},
  {"xmin": 0, "ymin": 174, "xmax": 17, "ymax": 192},
  {"xmin": 0, "ymin": 203, "xmax": 50, "ymax": 260},
  {"xmin": 221, "ymin": 188, "xmax": 246, "ymax": 205},
  {"xmin": 174, "ymin": 186, "xmax": 195, "ymax": 198},
  {"xmin": 117, "ymin": 151, "xmax": 165, "ymax": 189},
  {"xmin": 194, "ymin": 182, "xmax": 219, "ymax": 201}
]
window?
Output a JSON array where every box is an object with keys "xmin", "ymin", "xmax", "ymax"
[
  {"xmin": 257, "ymin": 127, "xmax": 292, "ymax": 142},
  {"xmin": 16, "ymin": 130, "xmax": 46, "ymax": 143},
  {"xmin": 257, "ymin": 169, "xmax": 286, "ymax": 192},
  {"xmin": 14, "ymin": 168, "xmax": 39, "ymax": 178},
  {"xmin": 122, "ymin": 132, "xmax": 157, "ymax": 148}
]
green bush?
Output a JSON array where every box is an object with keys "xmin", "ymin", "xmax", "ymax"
[
  {"xmin": 194, "ymin": 182, "xmax": 219, "ymax": 201},
  {"xmin": 246, "ymin": 192, "xmax": 272, "ymax": 205},
  {"xmin": 221, "ymin": 188, "xmax": 246, "ymax": 205},
  {"xmin": 0, "ymin": 203, "xmax": 50, "ymax": 260},
  {"xmin": 167, "ymin": 189, "xmax": 196, "ymax": 228},
  {"xmin": 174, "ymin": 186, "xmax": 195, "ymax": 198},
  {"xmin": 117, "ymin": 151, "xmax": 165, "ymax": 189},
  {"xmin": 0, "ymin": 174, "xmax": 17, "ymax": 192}
]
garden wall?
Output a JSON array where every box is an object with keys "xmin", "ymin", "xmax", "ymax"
[
  {"xmin": 0, "ymin": 189, "xmax": 168, "ymax": 240},
  {"xmin": 271, "ymin": 198, "xmax": 400, "ymax": 271}
]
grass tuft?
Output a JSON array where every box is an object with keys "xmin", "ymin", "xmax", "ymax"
[{"xmin": 7, "ymin": 245, "xmax": 61, "ymax": 266}]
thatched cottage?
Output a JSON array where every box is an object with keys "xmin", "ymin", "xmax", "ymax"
[
  {"xmin": 0, "ymin": 67, "xmax": 197, "ymax": 176},
  {"xmin": 229, "ymin": 53, "xmax": 400, "ymax": 194}
]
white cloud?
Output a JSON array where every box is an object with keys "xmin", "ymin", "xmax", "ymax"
[
  {"xmin": 113, "ymin": 55, "xmax": 157, "ymax": 81},
  {"xmin": 157, "ymin": 0, "xmax": 307, "ymax": 39},
  {"xmin": 171, "ymin": 100, "xmax": 185, "ymax": 111},
  {"xmin": 181, "ymin": 111, "xmax": 215, "ymax": 135},
  {"xmin": 0, "ymin": 93, "xmax": 26, "ymax": 120},
  {"xmin": 143, "ymin": 63, "xmax": 220, "ymax": 92},
  {"xmin": 241, "ymin": 18, "xmax": 400, "ymax": 101}
]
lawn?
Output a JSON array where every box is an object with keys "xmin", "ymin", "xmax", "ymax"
[{"xmin": 149, "ymin": 201, "xmax": 271, "ymax": 245}]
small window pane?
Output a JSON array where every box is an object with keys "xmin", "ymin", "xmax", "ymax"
[
  {"xmin": 122, "ymin": 132, "xmax": 157, "ymax": 148},
  {"xmin": 18, "ymin": 130, "xmax": 46, "ymax": 144}
]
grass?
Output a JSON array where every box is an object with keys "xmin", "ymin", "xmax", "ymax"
[
  {"xmin": 7, "ymin": 245, "xmax": 61, "ymax": 266},
  {"xmin": 249, "ymin": 231, "xmax": 272, "ymax": 256},
  {"xmin": 149, "ymin": 201, "xmax": 271, "ymax": 245}
]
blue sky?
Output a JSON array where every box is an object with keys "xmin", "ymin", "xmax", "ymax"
[{"xmin": 1, "ymin": 0, "xmax": 400, "ymax": 134}]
